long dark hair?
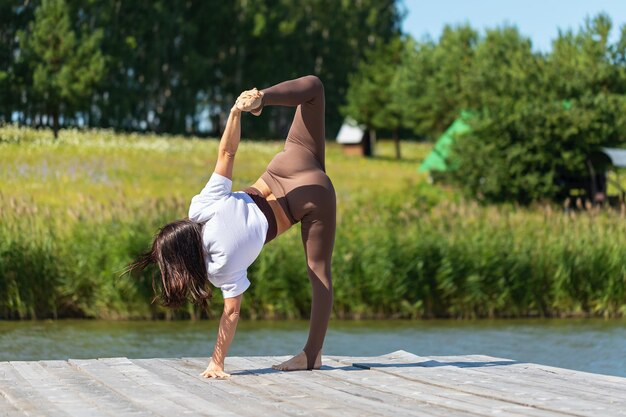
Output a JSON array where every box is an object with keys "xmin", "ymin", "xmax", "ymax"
[{"xmin": 125, "ymin": 219, "xmax": 212, "ymax": 309}]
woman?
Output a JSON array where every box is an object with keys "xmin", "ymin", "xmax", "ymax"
[{"xmin": 129, "ymin": 75, "xmax": 336, "ymax": 378}]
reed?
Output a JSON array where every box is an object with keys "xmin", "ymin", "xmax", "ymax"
[{"xmin": 1, "ymin": 126, "xmax": 624, "ymax": 319}]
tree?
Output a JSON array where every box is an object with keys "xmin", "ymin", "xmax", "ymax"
[
  {"xmin": 465, "ymin": 26, "xmax": 543, "ymax": 110},
  {"xmin": 393, "ymin": 25, "xmax": 478, "ymax": 140},
  {"xmin": 450, "ymin": 21, "xmax": 626, "ymax": 203},
  {"xmin": 0, "ymin": 2, "xmax": 35, "ymax": 123},
  {"xmin": 18, "ymin": 0, "xmax": 105, "ymax": 137},
  {"xmin": 342, "ymin": 37, "xmax": 406, "ymax": 157},
  {"xmin": 0, "ymin": 0, "xmax": 12, "ymax": 123},
  {"xmin": 71, "ymin": 0, "xmax": 402, "ymax": 137},
  {"xmin": 547, "ymin": 13, "xmax": 617, "ymax": 99},
  {"xmin": 5, "ymin": 0, "xmax": 402, "ymax": 137},
  {"xmin": 374, "ymin": 37, "xmax": 405, "ymax": 159},
  {"xmin": 342, "ymin": 49, "xmax": 382, "ymax": 156}
]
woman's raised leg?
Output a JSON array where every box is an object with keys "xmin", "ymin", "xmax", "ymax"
[{"xmin": 259, "ymin": 75, "xmax": 326, "ymax": 171}]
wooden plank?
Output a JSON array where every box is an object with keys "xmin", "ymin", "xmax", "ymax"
[
  {"xmin": 0, "ymin": 406, "xmax": 26, "ymax": 417},
  {"xmin": 240, "ymin": 355, "xmax": 488, "ymax": 417},
  {"xmin": 131, "ymin": 358, "xmax": 290, "ymax": 417},
  {"xmin": 430, "ymin": 353, "xmax": 626, "ymax": 393},
  {"xmin": 0, "ymin": 391, "xmax": 26, "ymax": 417},
  {"xmin": 330, "ymin": 351, "xmax": 624, "ymax": 416},
  {"xmin": 97, "ymin": 357, "xmax": 238, "ymax": 417},
  {"xmin": 68, "ymin": 358, "xmax": 195, "ymax": 417},
  {"xmin": 39, "ymin": 360, "xmax": 155, "ymax": 417},
  {"xmin": 246, "ymin": 354, "xmax": 563, "ymax": 417},
  {"xmin": 0, "ymin": 362, "xmax": 44, "ymax": 416},
  {"xmin": 440, "ymin": 353, "xmax": 626, "ymax": 384},
  {"xmin": 327, "ymin": 360, "xmax": 563, "ymax": 416},
  {"xmin": 376, "ymin": 351, "xmax": 626, "ymax": 406},
  {"xmin": 226, "ymin": 355, "xmax": 447, "ymax": 417},
  {"xmin": 0, "ymin": 362, "xmax": 69, "ymax": 417},
  {"xmin": 189, "ymin": 357, "xmax": 604, "ymax": 416},
  {"xmin": 10, "ymin": 361, "xmax": 114, "ymax": 417},
  {"xmin": 340, "ymin": 351, "xmax": 610, "ymax": 415},
  {"xmin": 418, "ymin": 354, "xmax": 626, "ymax": 402},
  {"xmin": 165, "ymin": 357, "xmax": 316, "ymax": 417},
  {"xmin": 348, "ymin": 350, "xmax": 626, "ymax": 388},
  {"xmin": 212, "ymin": 356, "xmax": 349, "ymax": 416},
  {"xmin": 195, "ymin": 355, "xmax": 346, "ymax": 416},
  {"xmin": 318, "ymin": 357, "xmax": 570, "ymax": 417}
]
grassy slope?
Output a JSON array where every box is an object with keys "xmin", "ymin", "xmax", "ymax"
[{"xmin": 0, "ymin": 126, "xmax": 433, "ymax": 215}]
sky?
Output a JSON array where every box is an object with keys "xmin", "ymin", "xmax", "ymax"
[{"xmin": 401, "ymin": 0, "xmax": 626, "ymax": 52}]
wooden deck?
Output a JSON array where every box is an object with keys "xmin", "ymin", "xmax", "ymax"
[{"xmin": 1, "ymin": 350, "xmax": 624, "ymax": 416}]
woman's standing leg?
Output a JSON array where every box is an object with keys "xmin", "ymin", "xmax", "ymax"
[{"xmin": 299, "ymin": 186, "xmax": 336, "ymax": 369}]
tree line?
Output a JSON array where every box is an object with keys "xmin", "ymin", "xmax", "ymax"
[
  {"xmin": 0, "ymin": 0, "xmax": 402, "ymax": 138},
  {"xmin": 344, "ymin": 14, "xmax": 626, "ymax": 203}
]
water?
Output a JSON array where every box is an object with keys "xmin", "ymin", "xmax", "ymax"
[{"xmin": 1, "ymin": 318, "xmax": 625, "ymax": 377}]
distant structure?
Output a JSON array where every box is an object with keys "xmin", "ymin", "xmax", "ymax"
[
  {"xmin": 336, "ymin": 118, "xmax": 373, "ymax": 156},
  {"xmin": 561, "ymin": 147, "xmax": 626, "ymax": 205}
]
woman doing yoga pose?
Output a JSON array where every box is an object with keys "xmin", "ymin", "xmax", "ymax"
[{"xmin": 129, "ymin": 75, "xmax": 335, "ymax": 378}]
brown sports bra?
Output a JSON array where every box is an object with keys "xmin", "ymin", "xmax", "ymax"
[{"xmin": 242, "ymin": 186, "xmax": 277, "ymax": 244}]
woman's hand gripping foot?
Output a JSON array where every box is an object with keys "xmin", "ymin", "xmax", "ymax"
[
  {"xmin": 235, "ymin": 88, "xmax": 264, "ymax": 116},
  {"xmin": 272, "ymin": 350, "xmax": 322, "ymax": 371}
]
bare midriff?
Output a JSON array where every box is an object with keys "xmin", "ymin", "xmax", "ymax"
[{"xmin": 250, "ymin": 177, "xmax": 292, "ymax": 237}]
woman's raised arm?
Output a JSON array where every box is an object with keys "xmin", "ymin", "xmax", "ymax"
[{"xmin": 213, "ymin": 106, "xmax": 241, "ymax": 180}]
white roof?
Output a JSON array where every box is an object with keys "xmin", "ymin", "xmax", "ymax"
[
  {"xmin": 601, "ymin": 147, "xmax": 626, "ymax": 168},
  {"xmin": 336, "ymin": 118, "xmax": 365, "ymax": 144}
]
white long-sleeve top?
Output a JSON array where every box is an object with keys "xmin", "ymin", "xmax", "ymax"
[{"xmin": 188, "ymin": 172, "xmax": 268, "ymax": 298}]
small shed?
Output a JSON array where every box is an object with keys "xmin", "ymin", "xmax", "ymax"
[
  {"xmin": 587, "ymin": 147, "xmax": 626, "ymax": 203},
  {"xmin": 562, "ymin": 147, "xmax": 626, "ymax": 205},
  {"xmin": 336, "ymin": 118, "xmax": 372, "ymax": 156}
]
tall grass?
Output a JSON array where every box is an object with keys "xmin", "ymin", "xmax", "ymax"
[{"xmin": 1, "ymin": 126, "xmax": 625, "ymax": 319}]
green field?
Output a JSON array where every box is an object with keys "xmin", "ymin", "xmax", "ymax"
[{"xmin": 1, "ymin": 126, "xmax": 625, "ymax": 320}]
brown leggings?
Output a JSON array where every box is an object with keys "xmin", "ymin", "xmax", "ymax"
[{"xmin": 256, "ymin": 75, "xmax": 336, "ymax": 370}]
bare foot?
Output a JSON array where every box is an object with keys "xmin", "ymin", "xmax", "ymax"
[{"xmin": 272, "ymin": 350, "xmax": 322, "ymax": 371}]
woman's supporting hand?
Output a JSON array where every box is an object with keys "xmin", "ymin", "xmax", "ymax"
[
  {"xmin": 235, "ymin": 88, "xmax": 264, "ymax": 114},
  {"xmin": 204, "ymin": 294, "xmax": 242, "ymax": 379},
  {"xmin": 200, "ymin": 357, "xmax": 231, "ymax": 379}
]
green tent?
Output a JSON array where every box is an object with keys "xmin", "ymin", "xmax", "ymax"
[{"xmin": 418, "ymin": 113, "xmax": 472, "ymax": 173}]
